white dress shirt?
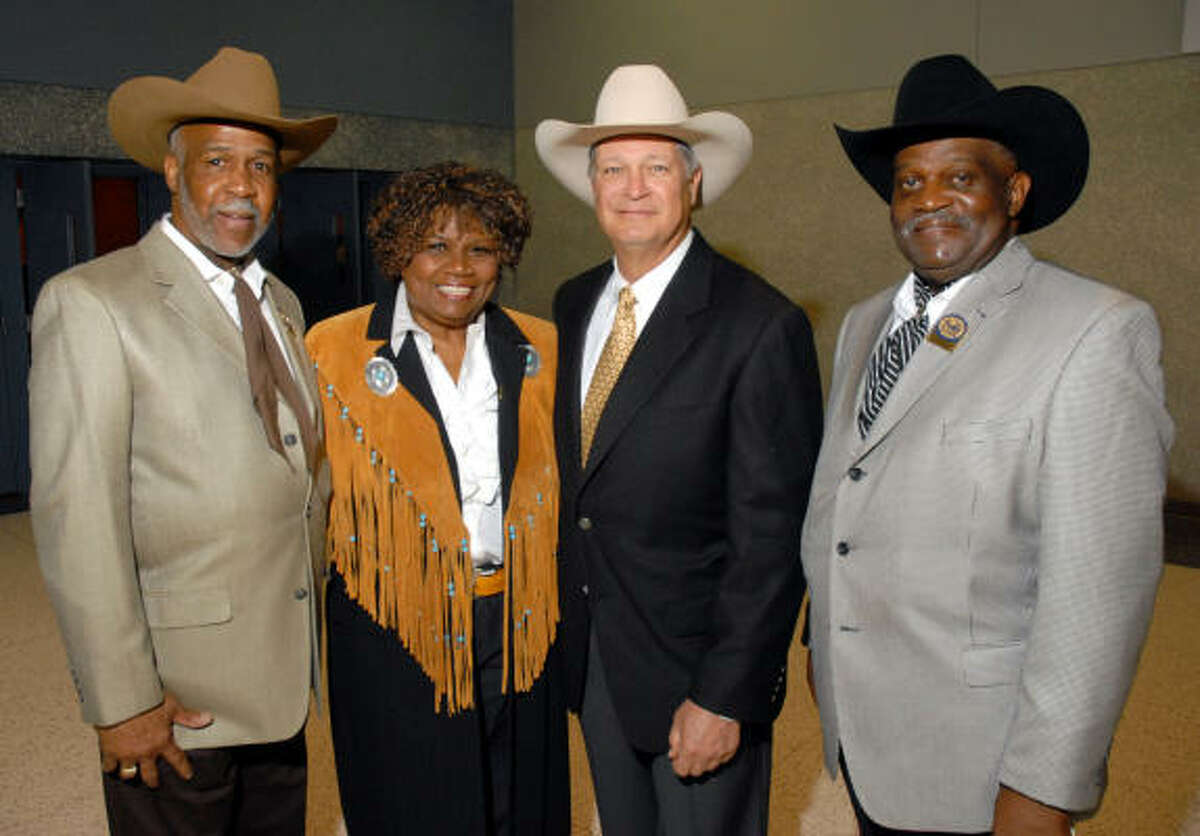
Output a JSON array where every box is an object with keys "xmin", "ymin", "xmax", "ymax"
[
  {"xmin": 879, "ymin": 238, "xmax": 1026, "ymax": 338},
  {"xmin": 159, "ymin": 215, "xmax": 296, "ymax": 376},
  {"xmin": 884, "ymin": 270, "xmax": 973, "ymax": 337},
  {"xmin": 579, "ymin": 229, "xmax": 694, "ymax": 407},
  {"xmin": 391, "ymin": 287, "xmax": 503, "ymax": 568}
]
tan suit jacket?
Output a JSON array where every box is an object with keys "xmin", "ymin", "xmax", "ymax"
[
  {"xmin": 30, "ymin": 221, "xmax": 327, "ymax": 750},
  {"xmin": 801, "ymin": 239, "xmax": 1172, "ymax": 829}
]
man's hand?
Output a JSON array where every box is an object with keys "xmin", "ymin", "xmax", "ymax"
[
  {"xmin": 993, "ymin": 785, "xmax": 1072, "ymax": 836},
  {"xmin": 667, "ymin": 699, "xmax": 740, "ymax": 778},
  {"xmin": 97, "ymin": 692, "xmax": 213, "ymax": 788}
]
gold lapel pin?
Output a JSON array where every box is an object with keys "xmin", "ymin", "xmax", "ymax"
[{"xmin": 927, "ymin": 313, "xmax": 967, "ymax": 351}]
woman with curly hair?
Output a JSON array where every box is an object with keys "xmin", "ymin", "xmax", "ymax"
[{"xmin": 306, "ymin": 162, "xmax": 568, "ymax": 834}]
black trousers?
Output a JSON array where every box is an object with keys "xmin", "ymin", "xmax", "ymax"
[
  {"xmin": 328, "ymin": 573, "xmax": 571, "ymax": 836},
  {"xmin": 579, "ymin": 628, "xmax": 772, "ymax": 836},
  {"xmin": 840, "ymin": 749, "xmax": 991, "ymax": 836},
  {"xmin": 102, "ymin": 730, "xmax": 307, "ymax": 835}
]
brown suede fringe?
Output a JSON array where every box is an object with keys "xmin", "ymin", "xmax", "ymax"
[{"xmin": 306, "ymin": 305, "xmax": 559, "ymax": 714}]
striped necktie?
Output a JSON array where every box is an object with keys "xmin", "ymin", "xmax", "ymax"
[
  {"xmin": 857, "ymin": 277, "xmax": 934, "ymax": 438},
  {"xmin": 580, "ymin": 286, "xmax": 637, "ymax": 464}
]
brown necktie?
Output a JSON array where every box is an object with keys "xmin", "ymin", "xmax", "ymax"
[
  {"xmin": 230, "ymin": 267, "xmax": 318, "ymax": 465},
  {"xmin": 581, "ymin": 286, "xmax": 636, "ymax": 464}
]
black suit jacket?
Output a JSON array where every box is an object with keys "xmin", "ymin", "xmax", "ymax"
[{"xmin": 553, "ymin": 232, "xmax": 823, "ymax": 752}]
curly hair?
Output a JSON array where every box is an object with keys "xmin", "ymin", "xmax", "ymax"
[{"xmin": 367, "ymin": 161, "xmax": 533, "ymax": 280}]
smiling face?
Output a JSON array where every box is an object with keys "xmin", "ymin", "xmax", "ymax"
[
  {"xmin": 401, "ymin": 208, "xmax": 501, "ymax": 337},
  {"xmin": 890, "ymin": 137, "xmax": 1031, "ymax": 285},
  {"xmin": 590, "ymin": 136, "xmax": 701, "ymax": 279},
  {"xmin": 164, "ymin": 122, "xmax": 278, "ymax": 269}
]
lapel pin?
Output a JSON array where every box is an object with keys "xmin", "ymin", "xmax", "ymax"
[
  {"xmin": 927, "ymin": 313, "xmax": 967, "ymax": 351},
  {"xmin": 522, "ymin": 344, "xmax": 541, "ymax": 378},
  {"xmin": 364, "ymin": 356, "xmax": 398, "ymax": 396},
  {"xmin": 279, "ymin": 313, "xmax": 298, "ymax": 338}
]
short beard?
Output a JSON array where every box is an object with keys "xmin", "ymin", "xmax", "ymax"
[{"xmin": 177, "ymin": 173, "xmax": 270, "ymax": 260}]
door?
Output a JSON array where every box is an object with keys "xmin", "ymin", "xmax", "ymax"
[
  {"xmin": 273, "ymin": 169, "xmax": 363, "ymax": 328},
  {"xmin": 21, "ymin": 160, "xmax": 94, "ymax": 308},
  {"xmin": 0, "ymin": 163, "xmax": 29, "ymax": 501}
]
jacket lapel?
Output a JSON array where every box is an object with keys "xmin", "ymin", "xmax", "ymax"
[
  {"xmin": 485, "ymin": 304, "xmax": 529, "ymax": 511},
  {"xmin": 364, "ymin": 293, "xmax": 527, "ymax": 510},
  {"xmin": 262, "ymin": 276, "xmax": 317, "ymax": 417},
  {"xmin": 366, "ymin": 287, "xmax": 461, "ymax": 504},
  {"xmin": 582, "ymin": 233, "xmax": 712, "ymax": 482},
  {"xmin": 858, "ymin": 239, "xmax": 1032, "ymax": 453},
  {"xmin": 145, "ymin": 224, "xmax": 321, "ymax": 471},
  {"xmin": 827, "ymin": 292, "xmax": 892, "ymax": 463},
  {"xmin": 141, "ymin": 224, "xmax": 244, "ymax": 371}
]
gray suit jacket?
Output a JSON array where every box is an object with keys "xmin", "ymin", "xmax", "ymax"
[
  {"xmin": 30, "ymin": 222, "xmax": 327, "ymax": 750},
  {"xmin": 800, "ymin": 239, "xmax": 1172, "ymax": 830}
]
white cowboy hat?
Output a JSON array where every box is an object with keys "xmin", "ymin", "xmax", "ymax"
[
  {"xmin": 108, "ymin": 47, "xmax": 338, "ymax": 173},
  {"xmin": 535, "ymin": 64, "xmax": 752, "ymax": 205}
]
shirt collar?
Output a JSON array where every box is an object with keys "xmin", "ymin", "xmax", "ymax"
[
  {"xmin": 892, "ymin": 237, "xmax": 1021, "ymax": 320},
  {"xmin": 159, "ymin": 215, "xmax": 267, "ymax": 299},
  {"xmin": 390, "ymin": 282, "xmax": 487, "ymax": 355},
  {"xmin": 606, "ymin": 228, "xmax": 694, "ymax": 305},
  {"xmin": 604, "ymin": 225, "xmax": 700, "ymax": 316}
]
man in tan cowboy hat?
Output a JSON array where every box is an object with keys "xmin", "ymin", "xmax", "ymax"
[
  {"xmin": 536, "ymin": 64, "xmax": 823, "ymax": 835},
  {"xmin": 29, "ymin": 46, "xmax": 336, "ymax": 832},
  {"xmin": 801, "ymin": 55, "xmax": 1172, "ymax": 834}
]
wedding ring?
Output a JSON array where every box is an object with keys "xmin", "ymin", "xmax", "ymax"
[{"xmin": 119, "ymin": 764, "xmax": 138, "ymax": 778}]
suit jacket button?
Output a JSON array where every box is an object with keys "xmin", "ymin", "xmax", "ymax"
[
  {"xmin": 294, "ymin": 587, "xmax": 309, "ymax": 600},
  {"xmin": 848, "ymin": 466, "xmax": 864, "ymax": 481},
  {"xmin": 836, "ymin": 541, "xmax": 850, "ymax": 556},
  {"xmin": 578, "ymin": 517, "xmax": 593, "ymax": 531},
  {"xmin": 581, "ymin": 584, "xmax": 589, "ymax": 597}
]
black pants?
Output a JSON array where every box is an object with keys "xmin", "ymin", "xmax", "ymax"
[
  {"xmin": 840, "ymin": 749, "xmax": 991, "ymax": 836},
  {"xmin": 102, "ymin": 730, "xmax": 307, "ymax": 835},
  {"xmin": 327, "ymin": 575, "xmax": 517, "ymax": 836},
  {"xmin": 579, "ymin": 628, "xmax": 772, "ymax": 836}
]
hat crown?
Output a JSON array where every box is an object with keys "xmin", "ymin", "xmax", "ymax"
[
  {"xmin": 184, "ymin": 47, "xmax": 282, "ymax": 119},
  {"xmin": 835, "ymin": 53, "xmax": 1089, "ymax": 233},
  {"xmin": 593, "ymin": 64, "xmax": 690, "ymax": 126},
  {"xmin": 893, "ymin": 54, "xmax": 998, "ymax": 126}
]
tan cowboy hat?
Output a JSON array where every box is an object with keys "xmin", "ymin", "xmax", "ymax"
[
  {"xmin": 107, "ymin": 46, "xmax": 338, "ymax": 173},
  {"xmin": 535, "ymin": 64, "xmax": 752, "ymax": 205}
]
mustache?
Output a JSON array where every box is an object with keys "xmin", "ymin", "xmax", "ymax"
[
  {"xmin": 213, "ymin": 198, "xmax": 262, "ymax": 220},
  {"xmin": 898, "ymin": 208, "xmax": 970, "ymax": 237}
]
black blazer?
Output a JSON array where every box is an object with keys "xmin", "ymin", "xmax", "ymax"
[{"xmin": 553, "ymin": 232, "xmax": 823, "ymax": 752}]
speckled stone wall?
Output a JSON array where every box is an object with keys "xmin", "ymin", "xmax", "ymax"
[
  {"xmin": 511, "ymin": 54, "xmax": 1200, "ymax": 501},
  {"xmin": 0, "ymin": 81, "xmax": 513, "ymax": 174}
]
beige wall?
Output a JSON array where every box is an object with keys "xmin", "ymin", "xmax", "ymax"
[
  {"xmin": 514, "ymin": 0, "xmax": 1183, "ymax": 126},
  {"xmin": 511, "ymin": 4, "xmax": 1199, "ymax": 500}
]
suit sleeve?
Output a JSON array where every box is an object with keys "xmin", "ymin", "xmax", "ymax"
[
  {"xmin": 29, "ymin": 276, "xmax": 163, "ymax": 726},
  {"xmin": 997, "ymin": 298, "xmax": 1172, "ymax": 812},
  {"xmin": 690, "ymin": 304, "xmax": 824, "ymax": 721}
]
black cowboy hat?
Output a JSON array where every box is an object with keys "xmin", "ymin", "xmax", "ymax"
[{"xmin": 835, "ymin": 54, "xmax": 1089, "ymax": 232}]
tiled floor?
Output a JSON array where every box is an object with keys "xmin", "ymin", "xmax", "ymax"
[{"xmin": 2, "ymin": 510, "xmax": 1198, "ymax": 834}]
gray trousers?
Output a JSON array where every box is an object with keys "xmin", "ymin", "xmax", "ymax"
[{"xmin": 579, "ymin": 629, "xmax": 771, "ymax": 836}]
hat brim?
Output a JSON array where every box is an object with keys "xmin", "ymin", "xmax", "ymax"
[
  {"xmin": 836, "ymin": 86, "xmax": 1088, "ymax": 232},
  {"xmin": 535, "ymin": 111, "xmax": 752, "ymax": 206},
  {"xmin": 108, "ymin": 76, "xmax": 338, "ymax": 173}
]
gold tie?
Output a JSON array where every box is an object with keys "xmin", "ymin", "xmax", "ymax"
[
  {"xmin": 581, "ymin": 286, "xmax": 637, "ymax": 464},
  {"xmin": 230, "ymin": 267, "xmax": 318, "ymax": 466}
]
